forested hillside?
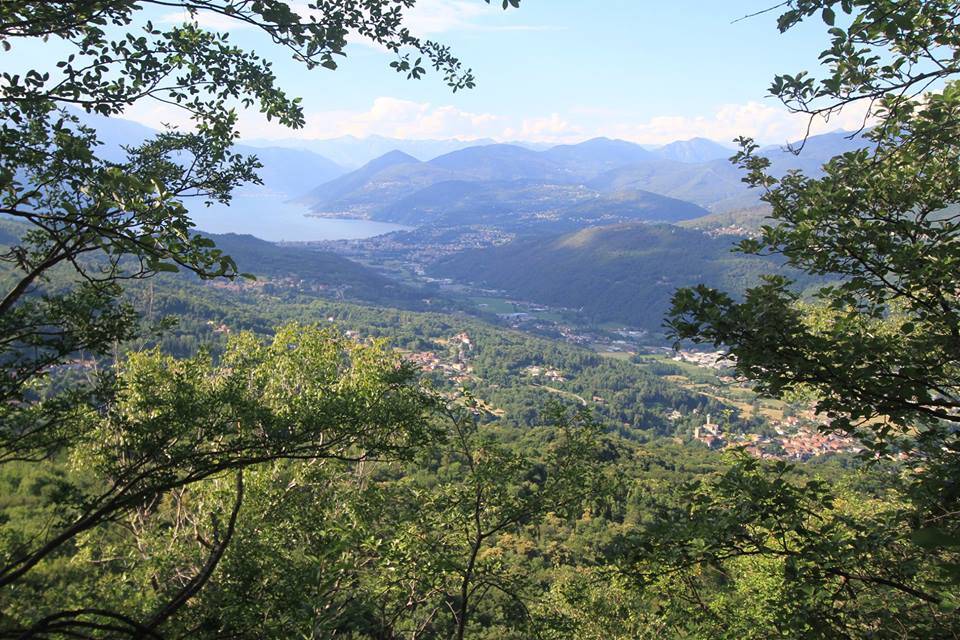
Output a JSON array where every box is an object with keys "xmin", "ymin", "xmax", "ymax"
[
  {"xmin": 0, "ymin": 219, "xmax": 432, "ymax": 310},
  {"xmin": 135, "ymin": 274, "xmax": 729, "ymax": 435},
  {"xmin": 377, "ymin": 180, "xmax": 707, "ymax": 227},
  {"xmin": 432, "ymin": 222, "xmax": 808, "ymax": 327},
  {"xmin": 200, "ymin": 232, "xmax": 433, "ymax": 308}
]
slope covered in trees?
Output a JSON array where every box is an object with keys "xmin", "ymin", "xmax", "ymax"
[
  {"xmin": 432, "ymin": 222, "xmax": 808, "ymax": 327},
  {"xmin": 678, "ymin": 205, "xmax": 773, "ymax": 233},
  {"xmin": 377, "ymin": 180, "xmax": 708, "ymax": 227},
  {"xmin": 199, "ymin": 232, "xmax": 432, "ymax": 308},
  {"xmin": 0, "ymin": 219, "xmax": 432, "ymax": 310},
  {"xmin": 0, "ymin": 2, "xmax": 526, "ymax": 634}
]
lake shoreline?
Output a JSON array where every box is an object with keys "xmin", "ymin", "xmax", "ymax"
[{"xmin": 188, "ymin": 196, "xmax": 412, "ymax": 242}]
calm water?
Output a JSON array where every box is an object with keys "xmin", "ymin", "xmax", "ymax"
[{"xmin": 187, "ymin": 196, "xmax": 411, "ymax": 242}]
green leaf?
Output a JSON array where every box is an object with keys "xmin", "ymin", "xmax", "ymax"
[
  {"xmin": 152, "ymin": 262, "xmax": 181, "ymax": 273},
  {"xmin": 911, "ymin": 528, "xmax": 958, "ymax": 550}
]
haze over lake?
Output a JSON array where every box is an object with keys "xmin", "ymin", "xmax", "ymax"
[{"xmin": 187, "ymin": 195, "xmax": 410, "ymax": 242}]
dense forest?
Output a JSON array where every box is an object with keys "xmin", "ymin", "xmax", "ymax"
[{"xmin": 432, "ymin": 222, "xmax": 814, "ymax": 327}]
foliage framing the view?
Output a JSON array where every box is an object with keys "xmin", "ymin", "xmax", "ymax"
[
  {"xmin": 665, "ymin": 0, "xmax": 960, "ymax": 632},
  {"xmin": 0, "ymin": 1, "xmax": 521, "ymax": 636}
]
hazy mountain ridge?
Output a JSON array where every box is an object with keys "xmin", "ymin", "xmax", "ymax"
[
  {"xmin": 298, "ymin": 131, "xmax": 868, "ymax": 224},
  {"xmin": 0, "ymin": 216, "xmax": 429, "ymax": 309},
  {"xmin": 64, "ymin": 112, "xmax": 870, "ymax": 234},
  {"xmin": 543, "ymin": 137, "xmax": 658, "ymax": 174},
  {"xmin": 376, "ymin": 179, "xmax": 708, "ymax": 228},
  {"xmin": 297, "ymin": 150, "xmax": 427, "ymax": 209},
  {"xmin": 760, "ymin": 129, "xmax": 874, "ymax": 177},
  {"xmin": 241, "ymin": 134, "xmax": 534, "ymax": 167},
  {"xmin": 243, "ymin": 133, "xmax": 731, "ymax": 168},
  {"xmin": 234, "ymin": 146, "xmax": 345, "ymax": 198},
  {"xmin": 588, "ymin": 157, "xmax": 754, "ymax": 212},
  {"xmin": 429, "ymin": 144, "xmax": 574, "ymax": 182},
  {"xmin": 67, "ymin": 109, "xmax": 349, "ymax": 199},
  {"xmin": 297, "ymin": 138, "xmax": 711, "ymax": 225},
  {"xmin": 654, "ymin": 137, "xmax": 734, "ymax": 163}
]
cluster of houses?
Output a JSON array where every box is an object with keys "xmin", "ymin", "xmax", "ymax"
[
  {"xmin": 208, "ymin": 275, "xmax": 350, "ymax": 298},
  {"xmin": 769, "ymin": 428, "xmax": 861, "ymax": 459},
  {"xmin": 703, "ymin": 224, "xmax": 756, "ymax": 238},
  {"xmin": 692, "ymin": 413, "xmax": 861, "ymax": 460},
  {"xmin": 51, "ymin": 357, "xmax": 98, "ymax": 374},
  {"xmin": 208, "ymin": 278, "xmax": 268, "ymax": 293},
  {"xmin": 672, "ymin": 349, "xmax": 736, "ymax": 370},
  {"xmin": 522, "ymin": 365, "xmax": 566, "ymax": 383},
  {"xmin": 205, "ymin": 320, "xmax": 231, "ymax": 334},
  {"xmin": 315, "ymin": 226, "xmax": 513, "ymax": 276},
  {"xmin": 403, "ymin": 332, "xmax": 478, "ymax": 385},
  {"xmin": 557, "ymin": 326, "xmax": 592, "ymax": 345}
]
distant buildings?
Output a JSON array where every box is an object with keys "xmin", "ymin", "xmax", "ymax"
[
  {"xmin": 691, "ymin": 410, "xmax": 862, "ymax": 460},
  {"xmin": 403, "ymin": 332, "xmax": 479, "ymax": 385},
  {"xmin": 673, "ymin": 349, "xmax": 736, "ymax": 370},
  {"xmin": 693, "ymin": 414, "xmax": 724, "ymax": 448},
  {"xmin": 498, "ymin": 312, "xmax": 533, "ymax": 322},
  {"xmin": 523, "ymin": 365, "xmax": 566, "ymax": 382}
]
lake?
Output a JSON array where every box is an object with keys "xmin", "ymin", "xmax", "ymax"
[{"xmin": 186, "ymin": 196, "xmax": 411, "ymax": 242}]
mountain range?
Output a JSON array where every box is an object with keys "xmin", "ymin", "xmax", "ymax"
[
  {"xmin": 296, "ymin": 131, "xmax": 867, "ymax": 227},
  {"xmin": 241, "ymin": 133, "xmax": 735, "ymax": 168},
  {"xmin": 66, "ymin": 111, "xmax": 870, "ymax": 238},
  {"xmin": 296, "ymin": 139, "xmax": 718, "ymax": 229},
  {"xmin": 67, "ymin": 110, "xmax": 349, "ymax": 198},
  {"xmin": 241, "ymin": 134, "xmax": 546, "ymax": 168},
  {"xmin": 653, "ymin": 137, "xmax": 735, "ymax": 163}
]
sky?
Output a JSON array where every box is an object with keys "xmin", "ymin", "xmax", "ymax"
[{"xmin": 9, "ymin": 1, "xmax": 873, "ymax": 145}]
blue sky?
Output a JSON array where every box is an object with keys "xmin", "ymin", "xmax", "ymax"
[{"xmin": 8, "ymin": 1, "xmax": 870, "ymax": 144}]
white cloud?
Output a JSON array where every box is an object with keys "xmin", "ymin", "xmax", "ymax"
[
  {"xmin": 113, "ymin": 94, "xmax": 877, "ymax": 147},
  {"xmin": 293, "ymin": 97, "xmax": 504, "ymax": 139},
  {"xmin": 402, "ymin": 0, "xmax": 557, "ymax": 34},
  {"xmin": 403, "ymin": 0, "xmax": 492, "ymax": 34},
  {"xmin": 604, "ymin": 101, "xmax": 876, "ymax": 146},
  {"xmin": 114, "ymin": 96, "xmax": 505, "ymax": 141},
  {"xmin": 502, "ymin": 113, "xmax": 580, "ymax": 143}
]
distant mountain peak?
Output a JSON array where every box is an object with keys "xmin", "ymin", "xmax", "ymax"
[
  {"xmin": 678, "ymin": 136, "xmax": 723, "ymax": 143},
  {"xmin": 556, "ymin": 136, "xmax": 645, "ymax": 150},
  {"xmin": 654, "ymin": 138, "xmax": 733, "ymax": 164},
  {"xmin": 366, "ymin": 149, "xmax": 420, "ymax": 168},
  {"xmin": 431, "ymin": 142, "xmax": 538, "ymax": 160},
  {"xmin": 581, "ymin": 136, "xmax": 615, "ymax": 143}
]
